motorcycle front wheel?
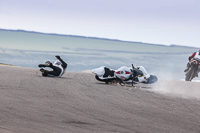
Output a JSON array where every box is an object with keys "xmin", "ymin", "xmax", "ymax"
[{"xmin": 185, "ymin": 66, "xmax": 195, "ymax": 81}]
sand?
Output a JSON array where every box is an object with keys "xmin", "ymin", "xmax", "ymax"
[{"xmin": 0, "ymin": 66, "xmax": 200, "ymax": 133}]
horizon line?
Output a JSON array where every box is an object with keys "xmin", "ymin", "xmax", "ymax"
[{"xmin": 0, "ymin": 28, "xmax": 199, "ymax": 49}]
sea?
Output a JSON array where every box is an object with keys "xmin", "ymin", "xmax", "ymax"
[{"xmin": 0, "ymin": 29, "xmax": 199, "ymax": 80}]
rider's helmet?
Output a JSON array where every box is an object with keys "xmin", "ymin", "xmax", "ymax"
[{"xmin": 45, "ymin": 61, "xmax": 52, "ymax": 67}]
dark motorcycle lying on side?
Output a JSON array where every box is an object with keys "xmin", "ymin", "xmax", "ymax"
[{"xmin": 185, "ymin": 58, "xmax": 200, "ymax": 81}]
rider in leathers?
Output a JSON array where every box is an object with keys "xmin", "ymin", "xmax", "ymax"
[
  {"xmin": 38, "ymin": 55, "xmax": 67, "ymax": 77},
  {"xmin": 184, "ymin": 50, "xmax": 200, "ymax": 72}
]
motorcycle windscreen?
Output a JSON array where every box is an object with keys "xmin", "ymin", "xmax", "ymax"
[{"xmin": 91, "ymin": 67, "xmax": 105, "ymax": 76}]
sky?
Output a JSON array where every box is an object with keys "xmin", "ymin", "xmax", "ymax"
[{"xmin": 0, "ymin": 0, "xmax": 200, "ymax": 47}]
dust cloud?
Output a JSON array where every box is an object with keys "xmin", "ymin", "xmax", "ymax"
[{"xmin": 151, "ymin": 79, "xmax": 200, "ymax": 100}]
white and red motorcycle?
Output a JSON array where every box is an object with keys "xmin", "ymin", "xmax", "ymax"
[{"xmin": 91, "ymin": 64, "xmax": 158, "ymax": 86}]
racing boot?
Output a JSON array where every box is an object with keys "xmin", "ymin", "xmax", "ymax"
[
  {"xmin": 45, "ymin": 61, "xmax": 52, "ymax": 67},
  {"xmin": 40, "ymin": 68, "xmax": 49, "ymax": 76},
  {"xmin": 40, "ymin": 68, "xmax": 45, "ymax": 72}
]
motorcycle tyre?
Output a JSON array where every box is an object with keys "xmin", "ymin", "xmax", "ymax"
[
  {"xmin": 145, "ymin": 75, "xmax": 158, "ymax": 84},
  {"xmin": 185, "ymin": 66, "xmax": 195, "ymax": 81}
]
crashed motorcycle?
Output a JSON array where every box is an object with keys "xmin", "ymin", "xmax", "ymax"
[
  {"xmin": 185, "ymin": 58, "xmax": 200, "ymax": 81},
  {"xmin": 91, "ymin": 64, "xmax": 158, "ymax": 86}
]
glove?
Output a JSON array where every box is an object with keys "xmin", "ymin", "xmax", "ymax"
[{"xmin": 55, "ymin": 55, "xmax": 61, "ymax": 59}]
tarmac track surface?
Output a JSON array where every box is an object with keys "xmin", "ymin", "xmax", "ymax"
[{"xmin": 0, "ymin": 66, "xmax": 200, "ymax": 133}]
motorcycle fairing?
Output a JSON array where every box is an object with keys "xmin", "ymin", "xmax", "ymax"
[
  {"xmin": 91, "ymin": 66, "xmax": 116, "ymax": 80},
  {"xmin": 115, "ymin": 66, "xmax": 132, "ymax": 80}
]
